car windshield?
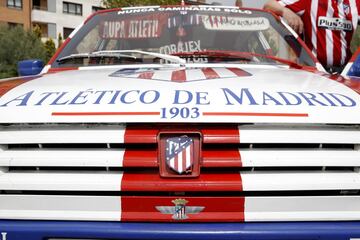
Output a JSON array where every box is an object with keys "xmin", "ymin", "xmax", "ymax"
[{"xmin": 53, "ymin": 6, "xmax": 316, "ymax": 68}]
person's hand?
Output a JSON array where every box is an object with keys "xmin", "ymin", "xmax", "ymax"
[{"xmin": 282, "ymin": 8, "xmax": 304, "ymax": 34}]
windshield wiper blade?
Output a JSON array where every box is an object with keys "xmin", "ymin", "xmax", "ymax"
[
  {"xmin": 92, "ymin": 50, "xmax": 186, "ymax": 65},
  {"xmin": 57, "ymin": 53, "xmax": 92, "ymax": 62},
  {"xmin": 173, "ymin": 50, "xmax": 253, "ymax": 61},
  {"xmin": 57, "ymin": 52, "xmax": 137, "ymax": 63},
  {"xmin": 173, "ymin": 50, "xmax": 305, "ymax": 69}
]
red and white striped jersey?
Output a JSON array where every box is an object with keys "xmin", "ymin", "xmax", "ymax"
[{"xmin": 278, "ymin": 0, "xmax": 360, "ymax": 68}]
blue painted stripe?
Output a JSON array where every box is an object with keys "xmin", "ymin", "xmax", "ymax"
[
  {"xmin": 348, "ymin": 54, "xmax": 360, "ymax": 77},
  {"xmin": 1, "ymin": 221, "xmax": 360, "ymax": 240}
]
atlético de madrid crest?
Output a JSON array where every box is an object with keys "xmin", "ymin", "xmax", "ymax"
[
  {"xmin": 166, "ymin": 136, "xmax": 194, "ymax": 174},
  {"xmin": 156, "ymin": 199, "xmax": 204, "ymax": 220},
  {"xmin": 343, "ymin": 4, "xmax": 350, "ymax": 15}
]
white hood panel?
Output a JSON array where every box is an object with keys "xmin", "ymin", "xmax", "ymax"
[{"xmin": 0, "ymin": 66, "xmax": 359, "ymax": 124}]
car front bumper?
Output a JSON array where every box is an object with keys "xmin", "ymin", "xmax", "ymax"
[{"xmin": 1, "ymin": 220, "xmax": 360, "ymax": 240}]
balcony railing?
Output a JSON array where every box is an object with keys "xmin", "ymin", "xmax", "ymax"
[{"xmin": 32, "ymin": 5, "xmax": 48, "ymax": 11}]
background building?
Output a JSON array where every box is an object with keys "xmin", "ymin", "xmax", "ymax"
[
  {"xmin": 32, "ymin": 0, "xmax": 104, "ymax": 45},
  {"xmin": 0, "ymin": 0, "xmax": 104, "ymax": 46},
  {"xmin": 0, "ymin": 0, "xmax": 32, "ymax": 29}
]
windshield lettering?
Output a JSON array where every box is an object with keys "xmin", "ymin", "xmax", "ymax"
[{"xmin": 102, "ymin": 20, "xmax": 160, "ymax": 39}]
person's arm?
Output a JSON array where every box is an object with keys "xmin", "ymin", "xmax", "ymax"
[{"xmin": 263, "ymin": 0, "xmax": 304, "ymax": 34}]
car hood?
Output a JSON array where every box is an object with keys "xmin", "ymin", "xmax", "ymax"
[{"xmin": 0, "ymin": 65, "xmax": 359, "ymax": 124}]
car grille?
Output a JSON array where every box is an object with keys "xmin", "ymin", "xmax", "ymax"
[{"xmin": 0, "ymin": 123, "xmax": 359, "ymax": 222}]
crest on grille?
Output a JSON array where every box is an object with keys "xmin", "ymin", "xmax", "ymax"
[
  {"xmin": 156, "ymin": 198, "xmax": 204, "ymax": 220},
  {"xmin": 166, "ymin": 136, "xmax": 194, "ymax": 174}
]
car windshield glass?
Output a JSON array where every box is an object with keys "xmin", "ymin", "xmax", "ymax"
[{"xmin": 53, "ymin": 6, "xmax": 316, "ymax": 68}]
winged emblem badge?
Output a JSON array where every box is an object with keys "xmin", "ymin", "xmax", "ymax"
[{"xmin": 156, "ymin": 199, "xmax": 204, "ymax": 220}]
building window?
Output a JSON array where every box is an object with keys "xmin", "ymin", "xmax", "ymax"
[
  {"xmin": 63, "ymin": 2, "xmax": 82, "ymax": 16},
  {"xmin": 92, "ymin": 6, "xmax": 105, "ymax": 13},
  {"xmin": 7, "ymin": 0, "xmax": 22, "ymax": 9},
  {"xmin": 8, "ymin": 22, "xmax": 23, "ymax": 28},
  {"xmin": 63, "ymin": 27, "xmax": 75, "ymax": 39}
]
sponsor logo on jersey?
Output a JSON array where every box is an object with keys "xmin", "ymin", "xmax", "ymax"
[{"xmin": 318, "ymin": 16, "xmax": 352, "ymax": 31}]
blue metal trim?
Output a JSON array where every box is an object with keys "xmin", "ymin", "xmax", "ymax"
[
  {"xmin": 1, "ymin": 221, "xmax": 360, "ymax": 240},
  {"xmin": 348, "ymin": 54, "xmax": 360, "ymax": 77}
]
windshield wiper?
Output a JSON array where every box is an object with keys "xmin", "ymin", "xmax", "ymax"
[
  {"xmin": 57, "ymin": 52, "xmax": 137, "ymax": 63},
  {"xmin": 173, "ymin": 50, "xmax": 305, "ymax": 69},
  {"xmin": 57, "ymin": 50, "xmax": 186, "ymax": 65},
  {"xmin": 92, "ymin": 50, "xmax": 186, "ymax": 65}
]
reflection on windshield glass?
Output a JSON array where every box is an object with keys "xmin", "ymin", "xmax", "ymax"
[{"xmin": 54, "ymin": 6, "xmax": 315, "ymax": 68}]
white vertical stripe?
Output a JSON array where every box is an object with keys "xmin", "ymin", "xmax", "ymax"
[
  {"xmin": 186, "ymin": 145, "xmax": 191, "ymax": 169},
  {"xmin": 152, "ymin": 70, "xmax": 172, "ymax": 81},
  {"xmin": 341, "ymin": 61, "xmax": 353, "ymax": 76},
  {"xmin": 325, "ymin": 1, "xmax": 334, "ymax": 67},
  {"xmin": 178, "ymin": 151, "xmax": 183, "ymax": 173},
  {"xmin": 0, "ymin": 128, "xmax": 126, "ymax": 144},
  {"xmin": 40, "ymin": 65, "xmax": 51, "ymax": 74},
  {"xmin": 310, "ymin": 0, "xmax": 319, "ymax": 57},
  {"xmin": 130, "ymin": 73, "xmax": 141, "ymax": 79},
  {"xmin": 244, "ymin": 196, "xmax": 360, "ymax": 222},
  {"xmin": 241, "ymin": 171, "xmax": 360, "ymax": 191},
  {"xmin": 0, "ymin": 149, "xmax": 125, "ymax": 167},
  {"xmin": 119, "ymin": 173, "xmax": 123, "ymax": 192},
  {"xmin": 337, "ymin": 2, "xmax": 347, "ymax": 65},
  {"xmin": 280, "ymin": 0, "xmax": 306, "ymax": 15},
  {"xmin": 186, "ymin": 69, "xmax": 204, "ymax": 81},
  {"xmin": 0, "ymin": 195, "xmax": 122, "ymax": 221},
  {"xmin": 0, "ymin": 172, "xmax": 122, "ymax": 191},
  {"xmin": 349, "ymin": 0, "xmax": 359, "ymax": 28},
  {"xmin": 170, "ymin": 158, "xmax": 175, "ymax": 169},
  {"xmin": 212, "ymin": 67, "xmax": 236, "ymax": 78},
  {"xmin": 282, "ymin": 0, "xmax": 300, "ymax": 5},
  {"xmin": 69, "ymin": 21, "xmax": 84, "ymax": 39}
]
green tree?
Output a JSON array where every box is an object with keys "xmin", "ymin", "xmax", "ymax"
[
  {"xmin": 57, "ymin": 33, "xmax": 63, "ymax": 49},
  {"xmin": 0, "ymin": 25, "xmax": 46, "ymax": 79},
  {"xmin": 351, "ymin": 28, "xmax": 360, "ymax": 53},
  {"xmin": 102, "ymin": 0, "xmax": 180, "ymax": 8},
  {"xmin": 32, "ymin": 24, "xmax": 42, "ymax": 39},
  {"xmin": 44, "ymin": 38, "xmax": 56, "ymax": 62}
]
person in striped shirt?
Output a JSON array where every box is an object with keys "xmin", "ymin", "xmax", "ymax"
[{"xmin": 264, "ymin": 0, "xmax": 360, "ymax": 73}]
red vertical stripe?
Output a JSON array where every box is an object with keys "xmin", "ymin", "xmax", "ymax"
[
  {"xmin": 0, "ymin": 77, "xmax": 41, "ymax": 97},
  {"xmin": 227, "ymin": 68, "xmax": 250, "ymax": 77},
  {"xmin": 332, "ymin": 1, "xmax": 342, "ymax": 67},
  {"xmin": 138, "ymin": 71, "xmax": 154, "ymax": 79},
  {"xmin": 121, "ymin": 126, "xmax": 244, "ymax": 222},
  {"xmin": 316, "ymin": 0, "xmax": 328, "ymax": 67},
  {"xmin": 182, "ymin": 149, "xmax": 186, "ymax": 173},
  {"xmin": 190, "ymin": 143, "xmax": 194, "ymax": 166},
  {"xmin": 121, "ymin": 171, "xmax": 242, "ymax": 192},
  {"xmin": 343, "ymin": 0, "xmax": 354, "ymax": 65},
  {"xmin": 121, "ymin": 196, "xmax": 245, "ymax": 222},
  {"xmin": 171, "ymin": 69, "xmax": 187, "ymax": 82},
  {"xmin": 174, "ymin": 155, "xmax": 179, "ymax": 172},
  {"xmin": 122, "ymin": 149, "xmax": 157, "ymax": 167},
  {"xmin": 202, "ymin": 68, "xmax": 220, "ymax": 79},
  {"xmin": 202, "ymin": 127, "xmax": 240, "ymax": 144},
  {"xmin": 124, "ymin": 127, "xmax": 158, "ymax": 143},
  {"xmin": 304, "ymin": 6, "xmax": 315, "ymax": 56}
]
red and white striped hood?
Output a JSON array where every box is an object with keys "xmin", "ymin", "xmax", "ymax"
[{"xmin": 0, "ymin": 65, "xmax": 359, "ymax": 124}]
